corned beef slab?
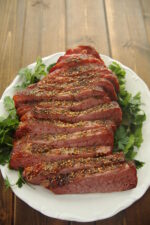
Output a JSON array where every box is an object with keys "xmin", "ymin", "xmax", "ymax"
[
  {"xmin": 40, "ymin": 162, "xmax": 137, "ymax": 194},
  {"xmin": 10, "ymin": 45, "xmax": 137, "ymax": 194},
  {"xmin": 23, "ymin": 152, "xmax": 126, "ymax": 184},
  {"xmin": 10, "ymin": 146, "xmax": 112, "ymax": 169}
]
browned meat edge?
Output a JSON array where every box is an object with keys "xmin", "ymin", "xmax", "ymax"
[
  {"xmin": 9, "ymin": 146, "xmax": 112, "ymax": 169},
  {"xmin": 16, "ymin": 97, "xmax": 111, "ymax": 117},
  {"xmin": 15, "ymin": 119, "xmax": 116, "ymax": 138},
  {"xmin": 21, "ymin": 102, "xmax": 122, "ymax": 125},
  {"xmin": 44, "ymin": 162, "xmax": 137, "ymax": 194},
  {"xmin": 23, "ymin": 152, "xmax": 125, "ymax": 184}
]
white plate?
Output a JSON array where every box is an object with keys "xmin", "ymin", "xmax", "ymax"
[{"xmin": 0, "ymin": 53, "xmax": 150, "ymax": 222}]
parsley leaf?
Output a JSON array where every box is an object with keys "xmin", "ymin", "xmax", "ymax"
[
  {"xmin": 134, "ymin": 160, "xmax": 145, "ymax": 169},
  {"xmin": 114, "ymin": 126, "xmax": 129, "ymax": 150},
  {"xmin": 109, "ymin": 62, "xmax": 146, "ymax": 168},
  {"xmin": 15, "ymin": 168, "xmax": 25, "ymax": 188},
  {"xmin": 109, "ymin": 62, "xmax": 125, "ymax": 85},
  {"xmin": 0, "ymin": 98, "xmax": 25, "ymax": 187},
  {"xmin": 18, "ymin": 57, "xmax": 47, "ymax": 88},
  {"xmin": 4, "ymin": 171, "xmax": 26, "ymax": 189},
  {"xmin": 17, "ymin": 59, "xmax": 56, "ymax": 89},
  {"xmin": 4, "ymin": 176, "xmax": 12, "ymax": 189},
  {"xmin": 0, "ymin": 97, "xmax": 19, "ymax": 165},
  {"xmin": 4, "ymin": 96, "xmax": 17, "ymax": 118}
]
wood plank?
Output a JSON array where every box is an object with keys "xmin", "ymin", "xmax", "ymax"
[
  {"xmin": 71, "ymin": 223, "xmax": 95, "ymax": 225},
  {"xmin": 0, "ymin": 173, "xmax": 13, "ymax": 225},
  {"xmin": 14, "ymin": 198, "xmax": 68, "ymax": 225},
  {"xmin": 104, "ymin": 0, "xmax": 150, "ymax": 224},
  {"xmin": 0, "ymin": 0, "xmax": 26, "ymax": 96},
  {"xmin": 14, "ymin": 0, "xmax": 67, "ymax": 224},
  {"xmin": 41, "ymin": 0, "xmax": 66, "ymax": 56},
  {"xmin": 105, "ymin": 0, "xmax": 150, "ymax": 88},
  {"xmin": 0, "ymin": 0, "xmax": 26, "ymax": 224},
  {"xmin": 123, "ymin": 188, "xmax": 150, "ymax": 225},
  {"xmin": 66, "ymin": 0, "xmax": 110, "ymax": 55},
  {"xmin": 96, "ymin": 211, "xmax": 125, "ymax": 225},
  {"xmin": 140, "ymin": 0, "xmax": 150, "ymax": 44},
  {"xmin": 20, "ymin": 0, "xmax": 66, "ymax": 67}
]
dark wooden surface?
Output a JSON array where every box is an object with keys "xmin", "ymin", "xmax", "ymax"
[{"xmin": 0, "ymin": 0, "xmax": 150, "ymax": 224}]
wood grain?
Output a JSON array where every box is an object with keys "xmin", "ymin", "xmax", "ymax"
[
  {"xmin": 104, "ymin": 0, "xmax": 150, "ymax": 224},
  {"xmin": 123, "ymin": 189, "xmax": 150, "ymax": 225},
  {"xmin": 0, "ymin": 0, "xmax": 26, "ymax": 224},
  {"xmin": 0, "ymin": 0, "xmax": 26, "ymax": 96},
  {"xmin": 96, "ymin": 211, "xmax": 125, "ymax": 225},
  {"xmin": 66, "ymin": 0, "xmax": 110, "ymax": 55},
  {"xmin": 41, "ymin": 0, "xmax": 66, "ymax": 55},
  {"xmin": 105, "ymin": 0, "xmax": 150, "ymax": 88},
  {"xmin": 71, "ymin": 223, "xmax": 96, "ymax": 225},
  {"xmin": 20, "ymin": 0, "xmax": 66, "ymax": 68},
  {"xmin": 140, "ymin": 0, "xmax": 150, "ymax": 44},
  {"xmin": 0, "ymin": 173, "xmax": 13, "ymax": 225},
  {"xmin": 14, "ymin": 198, "xmax": 69, "ymax": 225}
]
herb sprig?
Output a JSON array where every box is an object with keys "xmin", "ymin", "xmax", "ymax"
[
  {"xmin": 4, "ymin": 176, "xmax": 12, "ymax": 189},
  {"xmin": 0, "ymin": 97, "xmax": 19, "ymax": 165},
  {"xmin": 17, "ymin": 57, "xmax": 47, "ymax": 89},
  {"xmin": 4, "ymin": 168, "xmax": 25, "ymax": 189},
  {"xmin": 109, "ymin": 62, "xmax": 146, "ymax": 168},
  {"xmin": 15, "ymin": 168, "xmax": 26, "ymax": 188}
]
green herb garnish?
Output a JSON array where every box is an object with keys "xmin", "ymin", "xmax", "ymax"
[
  {"xmin": 134, "ymin": 160, "xmax": 145, "ymax": 169},
  {"xmin": 4, "ymin": 169, "xmax": 26, "ymax": 189},
  {"xmin": 4, "ymin": 176, "xmax": 12, "ymax": 189},
  {"xmin": 0, "ymin": 97, "xmax": 19, "ymax": 165},
  {"xmin": 17, "ymin": 57, "xmax": 47, "ymax": 88},
  {"xmin": 1, "ymin": 98, "xmax": 26, "ymax": 188},
  {"xmin": 15, "ymin": 168, "xmax": 25, "ymax": 188},
  {"xmin": 109, "ymin": 62, "xmax": 146, "ymax": 168}
]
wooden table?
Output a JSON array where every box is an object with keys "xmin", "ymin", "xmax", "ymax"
[{"xmin": 0, "ymin": 0, "xmax": 150, "ymax": 224}]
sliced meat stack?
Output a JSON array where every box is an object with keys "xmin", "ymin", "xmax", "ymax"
[{"xmin": 10, "ymin": 46, "xmax": 137, "ymax": 194}]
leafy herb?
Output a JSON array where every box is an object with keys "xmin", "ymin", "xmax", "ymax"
[
  {"xmin": 18, "ymin": 57, "xmax": 47, "ymax": 88},
  {"xmin": 17, "ymin": 58, "xmax": 56, "ymax": 89},
  {"xmin": 47, "ymin": 63, "xmax": 56, "ymax": 73},
  {"xmin": 4, "ymin": 96, "xmax": 17, "ymax": 118},
  {"xmin": 4, "ymin": 169, "xmax": 26, "ymax": 189},
  {"xmin": 109, "ymin": 62, "xmax": 146, "ymax": 168},
  {"xmin": 0, "ymin": 97, "xmax": 26, "ymax": 187},
  {"xmin": 0, "ymin": 97, "xmax": 19, "ymax": 165},
  {"xmin": 4, "ymin": 176, "xmax": 12, "ymax": 189},
  {"xmin": 15, "ymin": 168, "xmax": 25, "ymax": 188},
  {"xmin": 134, "ymin": 160, "xmax": 145, "ymax": 169},
  {"xmin": 114, "ymin": 126, "xmax": 129, "ymax": 150}
]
